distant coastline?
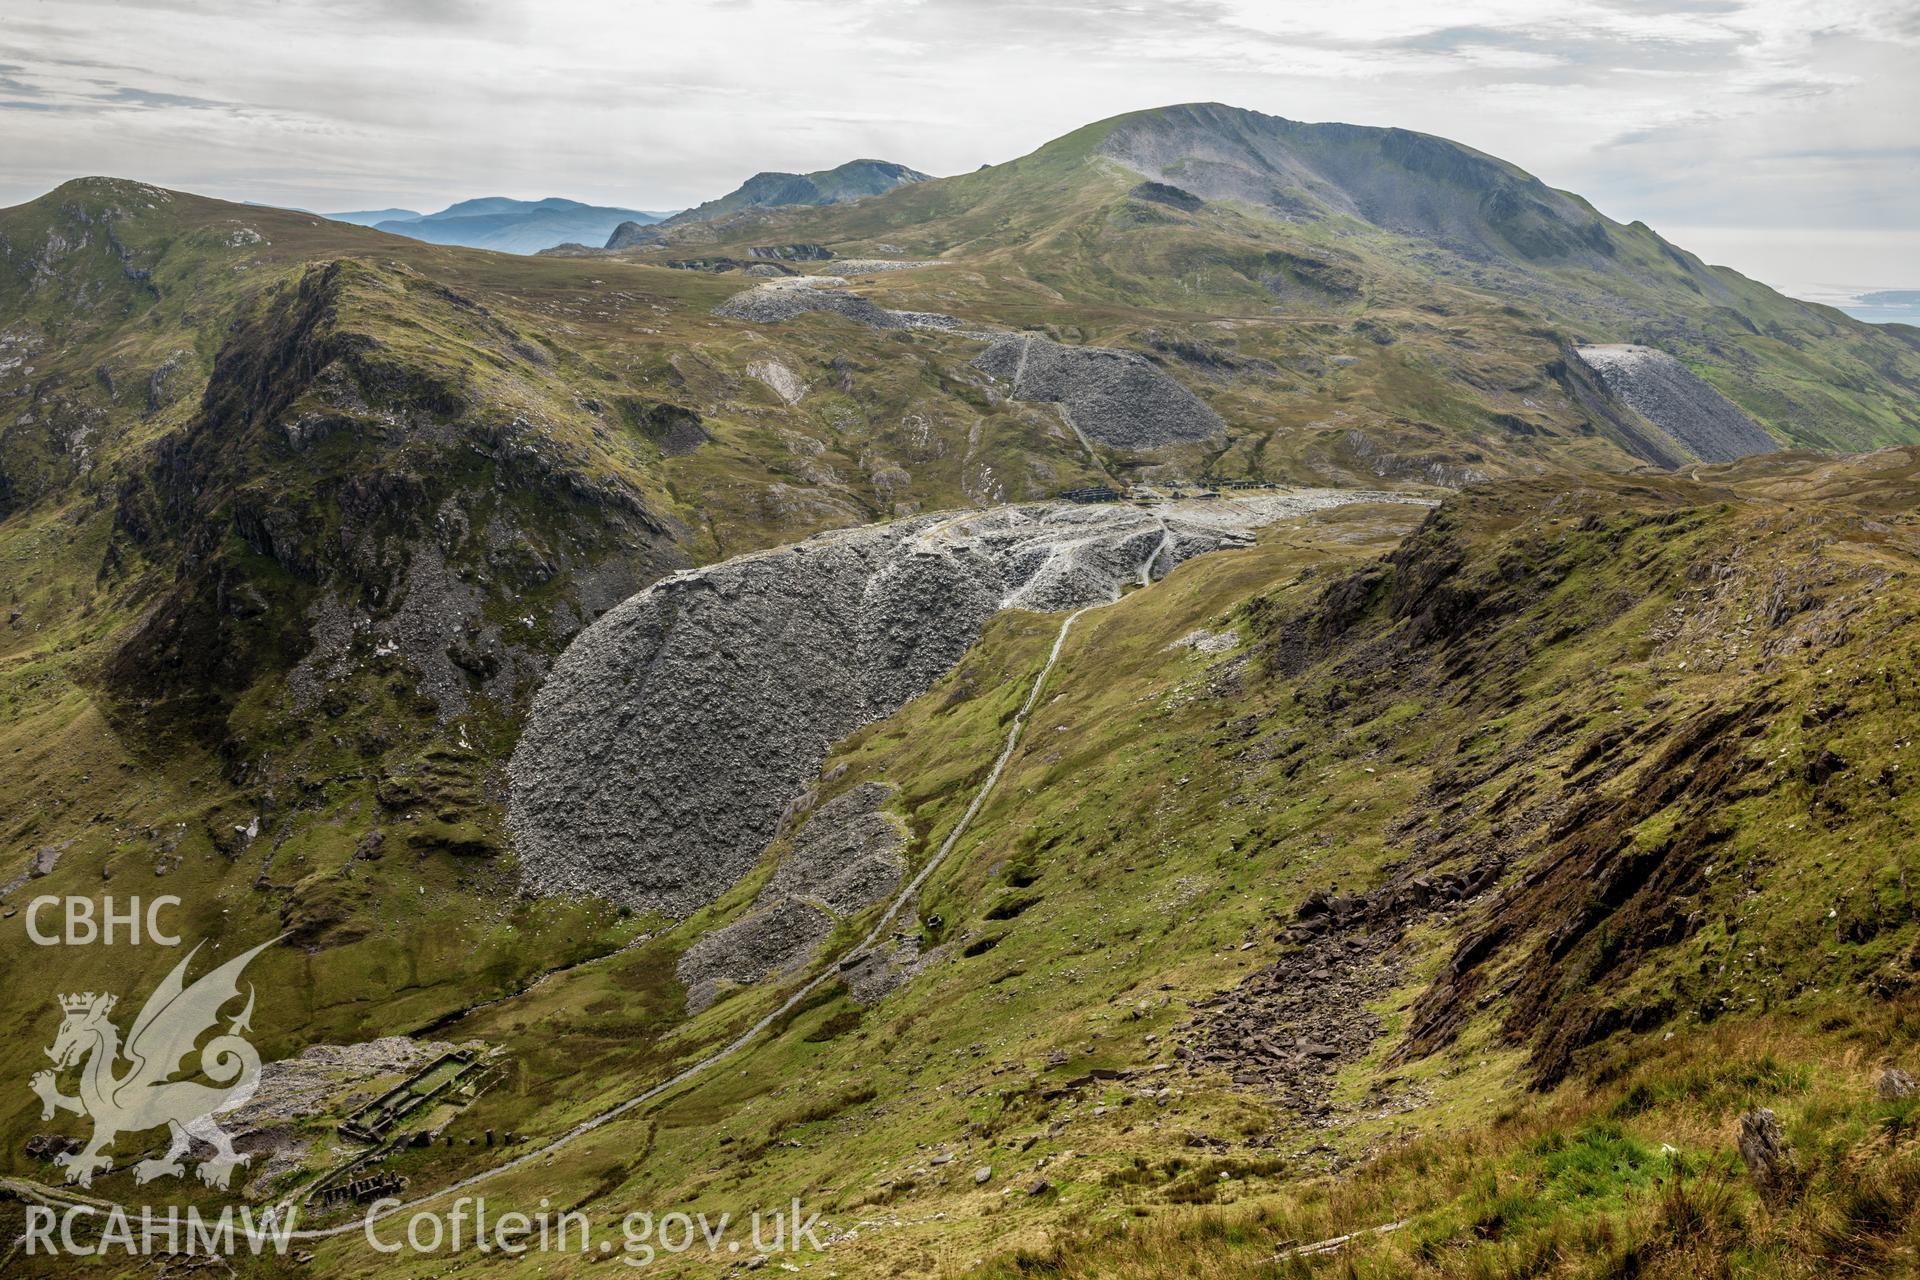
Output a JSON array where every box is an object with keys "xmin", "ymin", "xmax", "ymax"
[{"xmin": 1787, "ymin": 285, "xmax": 1920, "ymax": 326}]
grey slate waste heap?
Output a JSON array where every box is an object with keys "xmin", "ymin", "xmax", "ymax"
[
  {"xmin": 1575, "ymin": 344, "xmax": 1776, "ymax": 463},
  {"xmin": 508, "ymin": 503, "xmax": 1242, "ymax": 917},
  {"xmin": 713, "ymin": 279, "xmax": 961, "ymax": 330},
  {"xmin": 508, "ymin": 493, "xmax": 1418, "ymax": 919},
  {"xmin": 974, "ymin": 335, "xmax": 1226, "ymax": 449}
]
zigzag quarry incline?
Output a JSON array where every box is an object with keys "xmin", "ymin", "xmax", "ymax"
[{"xmin": 508, "ymin": 493, "xmax": 1417, "ymax": 916}]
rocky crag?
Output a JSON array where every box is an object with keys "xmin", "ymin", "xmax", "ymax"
[{"xmin": 508, "ymin": 494, "xmax": 1406, "ymax": 917}]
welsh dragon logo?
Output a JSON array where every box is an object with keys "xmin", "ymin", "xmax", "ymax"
[{"xmin": 29, "ymin": 936, "xmax": 278, "ymax": 1190}]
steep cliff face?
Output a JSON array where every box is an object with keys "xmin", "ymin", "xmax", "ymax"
[
  {"xmin": 102, "ymin": 257, "xmax": 687, "ymax": 743},
  {"xmin": 508, "ymin": 493, "xmax": 1409, "ymax": 916}
]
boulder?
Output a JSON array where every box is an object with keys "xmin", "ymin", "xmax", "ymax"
[
  {"xmin": 1737, "ymin": 1108, "xmax": 1799, "ymax": 1207},
  {"xmin": 1877, "ymin": 1068, "xmax": 1916, "ymax": 1100}
]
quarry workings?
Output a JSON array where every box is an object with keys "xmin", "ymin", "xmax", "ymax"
[{"xmin": 508, "ymin": 494, "xmax": 1414, "ymax": 917}]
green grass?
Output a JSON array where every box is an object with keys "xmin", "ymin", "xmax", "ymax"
[{"xmin": 5, "ymin": 150, "xmax": 1920, "ymax": 1279}]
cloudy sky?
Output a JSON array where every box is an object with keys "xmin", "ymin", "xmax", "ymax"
[{"xmin": 1, "ymin": 0, "xmax": 1915, "ymax": 297}]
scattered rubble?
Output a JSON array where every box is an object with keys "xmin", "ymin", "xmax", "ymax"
[
  {"xmin": 831, "ymin": 259, "xmax": 945, "ymax": 274},
  {"xmin": 714, "ymin": 279, "xmax": 961, "ymax": 331},
  {"xmin": 974, "ymin": 334, "xmax": 1225, "ymax": 449},
  {"xmin": 678, "ymin": 784, "xmax": 908, "ymax": 1011}
]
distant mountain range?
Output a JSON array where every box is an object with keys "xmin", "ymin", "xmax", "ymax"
[
  {"xmin": 326, "ymin": 197, "xmax": 680, "ymax": 254},
  {"xmin": 317, "ymin": 163, "xmax": 926, "ymax": 256},
  {"xmin": 325, "ymin": 207, "xmax": 422, "ymax": 227}
]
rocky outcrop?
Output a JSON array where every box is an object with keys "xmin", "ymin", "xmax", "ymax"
[
  {"xmin": 974, "ymin": 335, "xmax": 1225, "ymax": 449},
  {"xmin": 1129, "ymin": 182, "xmax": 1205, "ymax": 212},
  {"xmin": 1738, "ymin": 1108, "xmax": 1799, "ymax": 1206},
  {"xmin": 510, "ymin": 495, "xmax": 1393, "ymax": 916},
  {"xmin": 605, "ymin": 220, "xmax": 662, "ymax": 250},
  {"xmin": 1575, "ymin": 344, "xmax": 1776, "ymax": 463},
  {"xmin": 747, "ymin": 359, "xmax": 808, "ymax": 405}
]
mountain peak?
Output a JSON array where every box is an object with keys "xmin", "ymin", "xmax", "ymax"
[
  {"xmin": 1085, "ymin": 101, "xmax": 1613, "ymax": 262},
  {"xmin": 662, "ymin": 158, "xmax": 930, "ymax": 227}
]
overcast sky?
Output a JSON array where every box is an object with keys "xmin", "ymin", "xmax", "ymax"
[{"xmin": 1, "ymin": 0, "xmax": 1915, "ymax": 295}]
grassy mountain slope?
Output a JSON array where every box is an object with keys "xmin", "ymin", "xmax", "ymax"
[
  {"xmin": 108, "ymin": 447, "xmax": 1912, "ymax": 1280},
  {"xmin": 632, "ymin": 104, "xmax": 1920, "ymax": 462},
  {"xmin": 5, "ymin": 102, "xmax": 1920, "ymax": 1277}
]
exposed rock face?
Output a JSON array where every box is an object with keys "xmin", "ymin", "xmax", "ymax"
[
  {"xmin": 1129, "ymin": 181, "xmax": 1205, "ymax": 212},
  {"xmin": 604, "ymin": 220, "xmax": 663, "ymax": 250},
  {"xmin": 713, "ymin": 279, "xmax": 962, "ymax": 331},
  {"xmin": 632, "ymin": 401, "xmax": 710, "ymax": 456},
  {"xmin": 103, "ymin": 258, "xmax": 685, "ymax": 741},
  {"xmin": 510, "ymin": 496, "xmax": 1395, "ymax": 916},
  {"xmin": 1575, "ymin": 344, "xmax": 1776, "ymax": 463},
  {"xmin": 747, "ymin": 358, "xmax": 808, "ymax": 405},
  {"xmin": 1738, "ymin": 1108, "xmax": 1799, "ymax": 1207},
  {"xmin": 974, "ymin": 335, "xmax": 1225, "ymax": 449}
]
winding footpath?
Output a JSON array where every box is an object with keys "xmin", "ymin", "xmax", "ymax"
[
  {"xmin": 270, "ymin": 600, "xmax": 1100, "ymax": 1243},
  {"xmin": 12, "ymin": 491, "xmax": 1430, "ymax": 1255},
  {"xmin": 3, "ymin": 602, "xmax": 1097, "ymax": 1254}
]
